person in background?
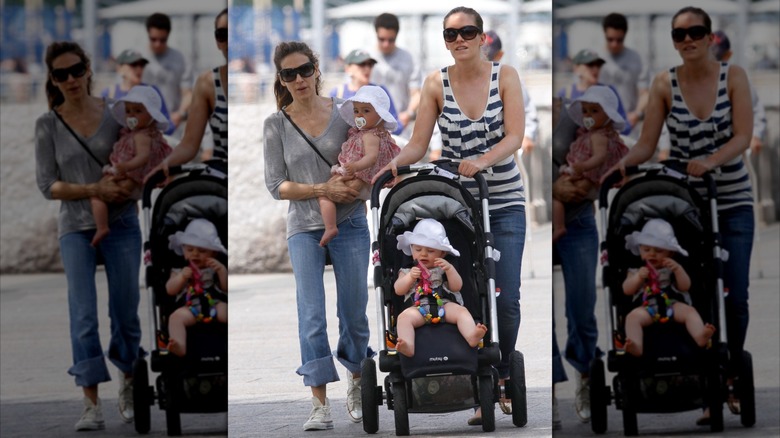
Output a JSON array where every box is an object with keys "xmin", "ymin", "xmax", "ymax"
[
  {"xmin": 598, "ymin": 13, "xmax": 649, "ymax": 136},
  {"xmin": 557, "ymin": 49, "xmax": 632, "ymax": 136},
  {"xmin": 101, "ymin": 49, "xmax": 175, "ymax": 135},
  {"xmin": 329, "ymin": 49, "xmax": 404, "ymax": 135},
  {"xmin": 369, "ymin": 13, "xmax": 422, "ymax": 136},
  {"xmin": 142, "ymin": 12, "xmax": 192, "ymax": 135}
]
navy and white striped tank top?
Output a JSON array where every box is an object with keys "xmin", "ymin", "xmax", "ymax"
[
  {"xmin": 210, "ymin": 67, "xmax": 227, "ymax": 160},
  {"xmin": 666, "ymin": 62, "xmax": 751, "ymax": 210},
  {"xmin": 438, "ymin": 62, "xmax": 524, "ymax": 210}
]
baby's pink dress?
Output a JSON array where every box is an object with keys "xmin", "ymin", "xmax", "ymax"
[
  {"xmin": 565, "ymin": 126, "xmax": 629, "ymax": 184},
  {"xmin": 337, "ymin": 127, "xmax": 401, "ymax": 184},
  {"xmin": 108, "ymin": 126, "xmax": 172, "ymax": 185}
]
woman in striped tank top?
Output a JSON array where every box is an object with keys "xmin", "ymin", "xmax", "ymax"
[
  {"xmin": 145, "ymin": 8, "xmax": 228, "ymax": 182},
  {"xmin": 607, "ymin": 7, "xmax": 754, "ymax": 423},
  {"xmin": 373, "ymin": 6, "xmax": 526, "ymax": 423}
]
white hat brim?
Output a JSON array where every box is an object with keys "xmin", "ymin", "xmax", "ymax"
[
  {"xmin": 567, "ymin": 87, "xmax": 626, "ymax": 132},
  {"xmin": 168, "ymin": 231, "xmax": 227, "ymax": 256},
  {"xmin": 625, "ymin": 231, "xmax": 688, "ymax": 257},
  {"xmin": 338, "ymin": 94, "xmax": 398, "ymax": 132},
  {"xmin": 396, "ymin": 232, "xmax": 460, "ymax": 257},
  {"xmin": 110, "ymin": 89, "xmax": 169, "ymax": 132}
]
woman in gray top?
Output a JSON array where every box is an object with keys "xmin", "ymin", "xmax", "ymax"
[
  {"xmin": 34, "ymin": 41, "xmax": 142, "ymax": 431},
  {"xmin": 263, "ymin": 41, "xmax": 372, "ymax": 431}
]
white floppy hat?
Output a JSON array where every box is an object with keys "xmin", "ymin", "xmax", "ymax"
[
  {"xmin": 396, "ymin": 218, "xmax": 460, "ymax": 257},
  {"xmin": 338, "ymin": 85, "xmax": 398, "ymax": 132},
  {"xmin": 567, "ymin": 85, "xmax": 626, "ymax": 132},
  {"xmin": 110, "ymin": 85, "xmax": 169, "ymax": 131},
  {"xmin": 168, "ymin": 219, "xmax": 226, "ymax": 256},
  {"xmin": 625, "ymin": 218, "xmax": 688, "ymax": 257}
]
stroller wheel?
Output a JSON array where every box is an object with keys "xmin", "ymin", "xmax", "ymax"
[
  {"xmin": 508, "ymin": 351, "xmax": 528, "ymax": 427},
  {"xmin": 739, "ymin": 351, "xmax": 756, "ymax": 427},
  {"xmin": 392, "ymin": 381, "xmax": 409, "ymax": 436},
  {"xmin": 620, "ymin": 374, "xmax": 638, "ymax": 436},
  {"xmin": 361, "ymin": 358, "xmax": 380, "ymax": 434},
  {"xmin": 478, "ymin": 375, "xmax": 496, "ymax": 432},
  {"xmin": 132, "ymin": 357, "xmax": 151, "ymax": 434},
  {"xmin": 707, "ymin": 370, "xmax": 724, "ymax": 432},
  {"xmin": 590, "ymin": 358, "xmax": 608, "ymax": 434},
  {"xmin": 164, "ymin": 375, "xmax": 182, "ymax": 436}
]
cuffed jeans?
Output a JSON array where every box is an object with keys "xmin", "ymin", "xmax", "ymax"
[
  {"xmin": 288, "ymin": 209, "xmax": 372, "ymax": 387},
  {"xmin": 60, "ymin": 206, "xmax": 142, "ymax": 387},
  {"xmin": 491, "ymin": 204, "xmax": 526, "ymax": 379},
  {"xmin": 552, "ymin": 207, "xmax": 599, "ymax": 383},
  {"xmin": 718, "ymin": 205, "xmax": 754, "ymax": 375}
]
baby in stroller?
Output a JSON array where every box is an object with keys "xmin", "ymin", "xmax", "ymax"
[
  {"xmin": 622, "ymin": 218, "xmax": 716, "ymax": 357},
  {"xmin": 166, "ymin": 218, "xmax": 228, "ymax": 357},
  {"xmin": 393, "ymin": 218, "xmax": 487, "ymax": 358}
]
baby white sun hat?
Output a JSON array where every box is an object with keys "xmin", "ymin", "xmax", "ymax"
[
  {"xmin": 169, "ymin": 219, "xmax": 226, "ymax": 256},
  {"xmin": 625, "ymin": 218, "xmax": 688, "ymax": 257},
  {"xmin": 110, "ymin": 85, "xmax": 169, "ymax": 131},
  {"xmin": 338, "ymin": 85, "xmax": 398, "ymax": 132},
  {"xmin": 396, "ymin": 218, "xmax": 460, "ymax": 257},
  {"xmin": 567, "ymin": 85, "xmax": 626, "ymax": 132}
]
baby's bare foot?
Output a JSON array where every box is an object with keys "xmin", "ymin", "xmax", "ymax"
[
  {"xmin": 319, "ymin": 228, "xmax": 338, "ymax": 247},
  {"xmin": 91, "ymin": 228, "xmax": 109, "ymax": 247},
  {"xmin": 696, "ymin": 323, "xmax": 717, "ymax": 347},
  {"xmin": 624, "ymin": 338, "xmax": 642, "ymax": 357},
  {"xmin": 168, "ymin": 338, "xmax": 186, "ymax": 357},
  {"xmin": 467, "ymin": 323, "xmax": 488, "ymax": 347},
  {"xmin": 395, "ymin": 338, "xmax": 414, "ymax": 357}
]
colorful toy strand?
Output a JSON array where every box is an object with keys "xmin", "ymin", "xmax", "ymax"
[
  {"xmin": 185, "ymin": 261, "xmax": 217, "ymax": 323},
  {"xmin": 413, "ymin": 262, "xmax": 445, "ymax": 324},
  {"xmin": 641, "ymin": 261, "xmax": 673, "ymax": 323}
]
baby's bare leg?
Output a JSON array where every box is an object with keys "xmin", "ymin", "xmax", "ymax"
[
  {"xmin": 443, "ymin": 303, "xmax": 487, "ymax": 348},
  {"xmin": 168, "ymin": 307, "xmax": 197, "ymax": 357},
  {"xmin": 672, "ymin": 302, "xmax": 715, "ymax": 347},
  {"xmin": 90, "ymin": 197, "xmax": 110, "ymax": 247},
  {"xmin": 552, "ymin": 198, "xmax": 567, "ymax": 242},
  {"xmin": 396, "ymin": 307, "xmax": 425, "ymax": 357},
  {"xmin": 318, "ymin": 196, "xmax": 339, "ymax": 246},
  {"xmin": 216, "ymin": 301, "xmax": 227, "ymax": 323},
  {"xmin": 624, "ymin": 307, "xmax": 653, "ymax": 357}
]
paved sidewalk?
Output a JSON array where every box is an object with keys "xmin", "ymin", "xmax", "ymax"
[
  {"xmin": 553, "ymin": 223, "xmax": 780, "ymax": 437},
  {"xmin": 228, "ymin": 223, "xmax": 553, "ymax": 438}
]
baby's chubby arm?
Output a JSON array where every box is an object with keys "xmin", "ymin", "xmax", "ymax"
[
  {"xmin": 115, "ymin": 132, "xmax": 152, "ymax": 174},
  {"xmin": 207, "ymin": 258, "xmax": 228, "ymax": 292},
  {"xmin": 571, "ymin": 132, "xmax": 609, "ymax": 175},
  {"xmin": 167, "ymin": 267, "xmax": 192, "ymax": 296},
  {"xmin": 623, "ymin": 267, "xmax": 648, "ymax": 296},
  {"xmin": 342, "ymin": 132, "xmax": 380, "ymax": 175},
  {"xmin": 663, "ymin": 258, "xmax": 691, "ymax": 292},
  {"xmin": 434, "ymin": 258, "xmax": 462, "ymax": 292},
  {"xmin": 395, "ymin": 267, "xmax": 420, "ymax": 296}
]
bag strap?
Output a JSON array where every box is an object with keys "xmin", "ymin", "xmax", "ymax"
[
  {"xmin": 53, "ymin": 110, "xmax": 106, "ymax": 167},
  {"xmin": 281, "ymin": 109, "xmax": 334, "ymax": 167}
]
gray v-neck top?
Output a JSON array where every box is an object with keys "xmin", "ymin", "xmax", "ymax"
[
  {"xmin": 263, "ymin": 99, "xmax": 362, "ymax": 239},
  {"xmin": 35, "ymin": 102, "xmax": 132, "ymax": 238}
]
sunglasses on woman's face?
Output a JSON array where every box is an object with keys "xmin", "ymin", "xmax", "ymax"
[
  {"xmin": 671, "ymin": 25, "xmax": 709, "ymax": 43},
  {"xmin": 51, "ymin": 62, "xmax": 87, "ymax": 82},
  {"xmin": 443, "ymin": 26, "xmax": 482, "ymax": 43},
  {"xmin": 215, "ymin": 28, "xmax": 228, "ymax": 43},
  {"xmin": 279, "ymin": 62, "xmax": 316, "ymax": 82}
]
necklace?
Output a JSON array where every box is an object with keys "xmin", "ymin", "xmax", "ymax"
[
  {"xmin": 413, "ymin": 262, "xmax": 445, "ymax": 324},
  {"xmin": 641, "ymin": 262, "xmax": 673, "ymax": 323},
  {"xmin": 185, "ymin": 261, "xmax": 217, "ymax": 323}
]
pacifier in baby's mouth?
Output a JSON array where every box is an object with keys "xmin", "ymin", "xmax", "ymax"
[
  {"xmin": 126, "ymin": 117, "xmax": 139, "ymax": 130},
  {"xmin": 354, "ymin": 116, "xmax": 367, "ymax": 129},
  {"xmin": 582, "ymin": 117, "xmax": 596, "ymax": 130}
]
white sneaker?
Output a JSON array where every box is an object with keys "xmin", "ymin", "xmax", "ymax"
[
  {"xmin": 575, "ymin": 373, "xmax": 591, "ymax": 423},
  {"xmin": 75, "ymin": 397, "xmax": 105, "ymax": 431},
  {"xmin": 303, "ymin": 397, "xmax": 334, "ymax": 431},
  {"xmin": 346, "ymin": 373, "xmax": 363, "ymax": 423},
  {"xmin": 118, "ymin": 372, "xmax": 134, "ymax": 423},
  {"xmin": 553, "ymin": 394, "xmax": 562, "ymax": 430}
]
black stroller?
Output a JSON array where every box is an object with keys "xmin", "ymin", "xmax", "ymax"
[
  {"xmin": 360, "ymin": 160, "xmax": 527, "ymax": 436},
  {"xmin": 133, "ymin": 163, "xmax": 228, "ymax": 436},
  {"xmin": 589, "ymin": 162, "xmax": 756, "ymax": 435}
]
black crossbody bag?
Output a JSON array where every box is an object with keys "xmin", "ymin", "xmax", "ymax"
[{"xmin": 281, "ymin": 109, "xmax": 336, "ymax": 265}]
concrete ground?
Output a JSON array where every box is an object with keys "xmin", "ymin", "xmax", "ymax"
[
  {"xmin": 228, "ymin": 223, "xmax": 553, "ymax": 438},
  {"xmin": 553, "ymin": 223, "xmax": 780, "ymax": 437}
]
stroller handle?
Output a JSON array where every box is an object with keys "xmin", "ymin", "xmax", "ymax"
[
  {"xmin": 598, "ymin": 160, "xmax": 717, "ymax": 208},
  {"xmin": 369, "ymin": 160, "xmax": 490, "ymax": 209},
  {"xmin": 142, "ymin": 163, "xmax": 219, "ymax": 208}
]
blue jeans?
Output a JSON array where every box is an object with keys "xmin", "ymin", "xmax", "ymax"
[
  {"xmin": 288, "ymin": 209, "xmax": 372, "ymax": 387},
  {"xmin": 60, "ymin": 206, "xmax": 142, "ymax": 387},
  {"xmin": 718, "ymin": 205, "xmax": 754, "ymax": 375},
  {"xmin": 552, "ymin": 207, "xmax": 599, "ymax": 383},
  {"xmin": 491, "ymin": 204, "xmax": 526, "ymax": 379}
]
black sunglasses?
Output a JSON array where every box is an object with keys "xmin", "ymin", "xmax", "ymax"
[
  {"xmin": 443, "ymin": 26, "xmax": 482, "ymax": 43},
  {"xmin": 671, "ymin": 25, "xmax": 709, "ymax": 43},
  {"xmin": 215, "ymin": 28, "xmax": 228, "ymax": 43},
  {"xmin": 51, "ymin": 62, "xmax": 87, "ymax": 82},
  {"xmin": 279, "ymin": 62, "xmax": 316, "ymax": 82}
]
